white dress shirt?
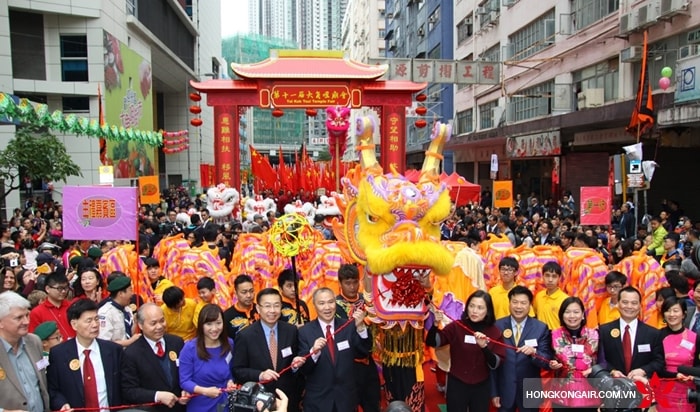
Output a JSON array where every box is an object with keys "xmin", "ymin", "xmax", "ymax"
[{"xmin": 76, "ymin": 339, "xmax": 108, "ymax": 411}]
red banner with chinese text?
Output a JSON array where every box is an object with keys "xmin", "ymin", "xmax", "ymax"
[{"xmin": 580, "ymin": 186, "xmax": 611, "ymax": 226}]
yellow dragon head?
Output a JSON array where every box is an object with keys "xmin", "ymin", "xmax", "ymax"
[{"xmin": 333, "ymin": 117, "xmax": 454, "ymax": 328}]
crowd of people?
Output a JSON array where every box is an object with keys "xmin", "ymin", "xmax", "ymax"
[{"xmin": 0, "ymin": 186, "xmax": 698, "ymax": 412}]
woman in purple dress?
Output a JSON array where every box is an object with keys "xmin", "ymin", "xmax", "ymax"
[
  {"xmin": 179, "ymin": 304, "xmax": 235, "ymax": 411},
  {"xmin": 658, "ymin": 296, "xmax": 698, "ymax": 412}
]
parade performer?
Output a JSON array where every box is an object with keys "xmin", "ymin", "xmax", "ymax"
[{"xmin": 205, "ymin": 183, "xmax": 240, "ymax": 224}]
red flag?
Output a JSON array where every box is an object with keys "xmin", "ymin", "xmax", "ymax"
[
  {"xmin": 249, "ymin": 145, "xmax": 277, "ymax": 190},
  {"xmin": 626, "ymin": 31, "xmax": 655, "ymax": 137},
  {"xmin": 279, "ymin": 145, "xmax": 292, "ymax": 191}
]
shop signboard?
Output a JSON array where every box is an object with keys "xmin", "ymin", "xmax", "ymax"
[{"xmin": 506, "ymin": 131, "xmax": 561, "ymax": 158}]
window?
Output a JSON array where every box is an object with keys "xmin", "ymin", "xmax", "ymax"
[
  {"xmin": 428, "ymin": 7, "xmax": 440, "ymax": 31},
  {"xmin": 126, "ymin": 0, "xmax": 136, "ymax": 16},
  {"xmin": 480, "ymin": 44, "xmax": 500, "ymax": 62},
  {"xmin": 573, "ymin": 58, "xmax": 619, "ymax": 103},
  {"xmin": 510, "ymin": 81, "xmax": 553, "ymax": 122},
  {"xmin": 379, "ymin": 29, "xmax": 386, "ymax": 38},
  {"xmin": 457, "ymin": 16, "xmax": 473, "ymax": 44},
  {"xmin": 455, "ymin": 109, "xmax": 473, "ymax": 134},
  {"xmin": 479, "ymin": 100, "xmax": 497, "ymax": 129},
  {"xmin": 508, "ymin": 10, "xmax": 555, "ymax": 61},
  {"xmin": 572, "ymin": 0, "xmax": 619, "ymax": 31},
  {"xmin": 62, "ymin": 96, "xmax": 90, "ymax": 113},
  {"xmin": 60, "ymin": 35, "xmax": 88, "ymax": 81}
]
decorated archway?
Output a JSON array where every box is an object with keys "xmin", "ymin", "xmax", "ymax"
[{"xmin": 190, "ymin": 50, "xmax": 426, "ymax": 190}]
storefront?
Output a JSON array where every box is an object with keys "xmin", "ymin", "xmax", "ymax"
[
  {"xmin": 506, "ymin": 130, "xmax": 561, "ymax": 201},
  {"xmin": 451, "ymin": 138, "xmax": 508, "ymax": 189}
]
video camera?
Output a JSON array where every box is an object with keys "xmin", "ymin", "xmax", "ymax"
[
  {"xmin": 587, "ymin": 365, "xmax": 643, "ymax": 410},
  {"xmin": 220, "ymin": 382, "xmax": 275, "ymax": 412},
  {"xmin": 677, "ymin": 366, "xmax": 700, "ymax": 404}
]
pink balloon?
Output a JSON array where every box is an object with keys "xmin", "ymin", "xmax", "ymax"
[{"xmin": 659, "ymin": 77, "xmax": 671, "ymax": 90}]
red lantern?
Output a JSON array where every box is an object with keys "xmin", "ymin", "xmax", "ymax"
[
  {"xmin": 190, "ymin": 118, "xmax": 203, "ymax": 127},
  {"xmin": 189, "ymin": 105, "xmax": 202, "ymax": 114},
  {"xmin": 305, "ymin": 108, "xmax": 317, "ymax": 117},
  {"xmin": 415, "ymin": 119, "xmax": 427, "ymax": 128},
  {"xmin": 189, "ymin": 92, "xmax": 201, "ymax": 102},
  {"xmin": 272, "ymin": 108, "xmax": 284, "ymax": 117},
  {"xmin": 416, "ymin": 93, "xmax": 427, "ymax": 102},
  {"xmin": 415, "ymin": 106, "xmax": 427, "ymax": 116}
]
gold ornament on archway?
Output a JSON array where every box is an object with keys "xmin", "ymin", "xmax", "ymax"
[{"xmin": 268, "ymin": 213, "xmax": 315, "ymax": 257}]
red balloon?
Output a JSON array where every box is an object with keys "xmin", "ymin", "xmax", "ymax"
[{"xmin": 658, "ymin": 77, "xmax": 671, "ymax": 91}]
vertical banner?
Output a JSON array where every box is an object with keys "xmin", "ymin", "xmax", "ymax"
[
  {"xmin": 551, "ymin": 156, "xmax": 560, "ymax": 198},
  {"xmin": 382, "ymin": 106, "xmax": 406, "ymax": 172},
  {"xmin": 216, "ymin": 110, "xmax": 234, "ymax": 187},
  {"xmin": 493, "ymin": 180, "xmax": 513, "ymax": 209},
  {"xmin": 63, "ymin": 186, "xmax": 138, "ymax": 240},
  {"xmin": 138, "ymin": 175, "xmax": 160, "ymax": 204},
  {"xmin": 580, "ymin": 186, "xmax": 612, "ymax": 225},
  {"xmin": 490, "ymin": 154, "xmax": 499, "ymax": 179}
]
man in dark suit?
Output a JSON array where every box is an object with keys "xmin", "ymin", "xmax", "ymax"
[
  {"xmin": 491, "ymin": 286, "xmax": 552, "ymax": 412},
  {"xmin": 47, "ymin": 298, "xmax": 123, "ymax": 411},
  {"xmin": 598, "ymin": 286, "xmax": 665, "ymax": 380},
  {"xmin": 535, "ymin": 220, "xmax": 555, "ymax": 245},
  {"xmin": 0, "ymin": 291, "xmax": 50, "ymax": 412},
  {"xmin": 233, "ymin": 288, "xmax": 306, "ymax": 412},
  {"xmin": 298, "ymin": 287, "xmax": 372, "ymax": 412},
  {"xmin": 121, "ymin": 303, "xmax": 188, "ymax": 411}
]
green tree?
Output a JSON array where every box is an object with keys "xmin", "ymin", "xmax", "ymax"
[{"xmin": 0, "ymin": 124, "xmax": 82, "ymax": 199}]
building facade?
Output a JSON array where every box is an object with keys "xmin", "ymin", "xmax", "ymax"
[
  {"xmin": 447, "ymin": 0, "xmax": 700, "ymax": 212},
  {"xmin": 0, "ymin": 0, "xmax": 222, "ymax": 214}
]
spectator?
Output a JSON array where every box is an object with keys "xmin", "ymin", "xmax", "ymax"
[{"xmin": 162, "ymin": 286, "xmax": 197, "ymax": 342}]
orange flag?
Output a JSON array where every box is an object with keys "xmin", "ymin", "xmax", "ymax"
[
  {"xmin": 626, "ymin": 30, "xmax": 655, "ymax": 137},
  {"xmin": 138, "ymin": 176, "xmax": 160, "ymax": 204},
  {"xmin": 493, "ymin": 181, "xmax": 513, "ymax": 209}
]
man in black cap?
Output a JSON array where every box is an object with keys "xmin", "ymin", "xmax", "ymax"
[{"xmin": 98, "ymin": 277, "xmax": 140, "ymax": 347}]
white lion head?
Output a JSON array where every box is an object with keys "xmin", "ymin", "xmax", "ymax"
[{"xmin": 206, "ymin": 184, "xmax": 240, "ymax": 221}]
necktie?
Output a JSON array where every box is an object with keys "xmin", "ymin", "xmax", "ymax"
[
  {"xmin": 156, "ymin": 341, "xmax": 165, "ymax": 357},
  {"xmin": 83, "ymin": 349, "xmax": 99, "ymax": 409},
  {"xmin": 623, "ymin": 324, "xmax": 632, "ymax": 373},
  {"xmin": 326, "ymin": 324, "xmax": 336, "ymax": 363},
  {"xmin": 269, "ymin": 329, "xmax": 277, "ymax": 370},
  {"xmin": 692, "ymin": 314, "xmax": 700, "ymax": 333},
  {"xmin": 514, "ymin": 323, "xmax": 522, "ymax": 345}
]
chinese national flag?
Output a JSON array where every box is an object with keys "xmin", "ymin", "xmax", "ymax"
[
  {"xmin": 626, "ymin": 31, "xmax": 655, "ymax": 137},
  {"xmin": 279, "ymin": 145, "xmax": 292, "ymax": 191},
  {"xmin": 249, "ymin": 145, "xmax": 277, "ymax": 189}
]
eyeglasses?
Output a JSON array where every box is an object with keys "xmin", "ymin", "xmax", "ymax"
[
  {"xmin": 259, "ymin": 304, "xmax": 282, "ymax": 310},
  {"xmin": 47, "ymin": 285, "xmax": 70, "ymax": 293},
  {"xmin": 606, "ymin": 284, "xmax": 623, "ymax": 290},
  {"xmin": 499, "ymin": 267, "xmax": 516, "ymax": 273},
  {"xmin": 47, "ymin": 334, "xmax": 63, "ymax": 342}
]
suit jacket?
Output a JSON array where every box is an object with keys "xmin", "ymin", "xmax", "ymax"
[
  {"xmin": 298, "ymin": 318, "xmax": 371, "ymax": 412},
  {"xmin": 121, "ymin": 334, "xmax": 185, "ymax": 412},
  {"xmin": 47, "ymin": 338, "xmax": 123, "ymax": 410},
  {"xmin": 685, "ymin": 306, "xmax": 698, "ymax": 330},
  {"xmin": 535, "ymin": 234, "xmax": 554, "ymax": 245},
  {"xmin": 598, "ymin": 319, "xmax": 665, "ymax": 376},
  {"xmin": 0, "ymin": 333, "xmax": 50, "ymax": 411},
  {"xmin": 491, "ymin": 316, "xmax": 552, "ymax": 412},
  {"xmin": 233, "ymin": 321, "xmax": 301, "ymax": 412}
]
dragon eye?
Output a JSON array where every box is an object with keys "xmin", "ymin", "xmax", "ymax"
[{"xmin": 367, "ymin": 214, "xmax": 379, "ymax": 224}]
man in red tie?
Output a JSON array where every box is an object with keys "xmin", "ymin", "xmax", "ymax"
[
  {"xmin": 598, "ymin": 286, "xmax": 665, "ymax": 381},
  {"xmin": 298, "ymin": 288, "xmax": 372, "ymax": 412},
  {"xmin": 121, "ymin": 303, "xmax": 189, "ymax": 412},
  {"xmin": 47, "ymin": 299, "xmax": 123, "ymax": 411}
]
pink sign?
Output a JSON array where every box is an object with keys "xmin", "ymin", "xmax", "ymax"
[
  {"xmin": 63, "ymin": 186, "xmax": 138, "ymax": 240},
  {"xmin": 579, "ymin": 186, "xmax": 611, "ymax": 226}
]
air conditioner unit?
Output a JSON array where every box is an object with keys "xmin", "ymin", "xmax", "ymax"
[
  {"xmin": 678, "ymin": 44, "xmax": 700, "ymax": 59},
  {"xmin": 489, "ymin": 11, "xmax": 499, "ymax": 24},
  {"xmin": 465, "ymin": 17, "xmax": 473, "ymax": 25},
  {"xmin": 620, "ymin": 46, "xmax": 643, "ymax": 62},
  {"xmin": 418, "ymin": 27, "xmax": 425, "ymax": 36},
  {"xmin": 429, "ymin": 16, "xmax": 436, "ymax": 23},
  {"xmin": 636, "ymin": 3, "xmax": 659, "ymax": 28},
  {"xmin": 389, "ymin": 40, "xmax": 396, "ymax": 50},
  {"xmin": 476, "ymin": 6, "xmax": 488, "ymax": 15},
  {"xmin": 619, "ymin": 12, "xmax": 634, "ymax": 35},
  {"xmin": 660, "ymin": 0, "xmax": 689, "ymax": 17},
  {"xmin": 577, "ymin": 89, "xmax": 605, "ymax": 109},
  {"xmin": 502, "ymin": 0, "xmax": 516, "ymax": 7}
]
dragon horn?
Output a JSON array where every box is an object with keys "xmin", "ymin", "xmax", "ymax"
[
  {"xmin": 355, "ymin": 116, "xmax": 377, "ymax": 169},
  {"xmin": 420, "ymin": 121, "xmax": 452, "ymax": 179}
]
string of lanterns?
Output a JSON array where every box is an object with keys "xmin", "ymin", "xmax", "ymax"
[
  {"xmin": 414, "ymin": 92, "xmax": 427, "ymax": 128},
  {"xmin": 161, "ymin": 129, "xmax": 189, "ymax": 154}
]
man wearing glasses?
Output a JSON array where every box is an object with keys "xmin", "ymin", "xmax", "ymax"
[
  {"xmin": 233, "ymin": 288, "xmax": 306, "ymax": 412},
  {"xmin": 29, "ymin": 273, "xmax": 75, "ymax": 339},
  {"xmin": 489, "ymin": 257, "xmax": 535, "ymax": 320}
]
